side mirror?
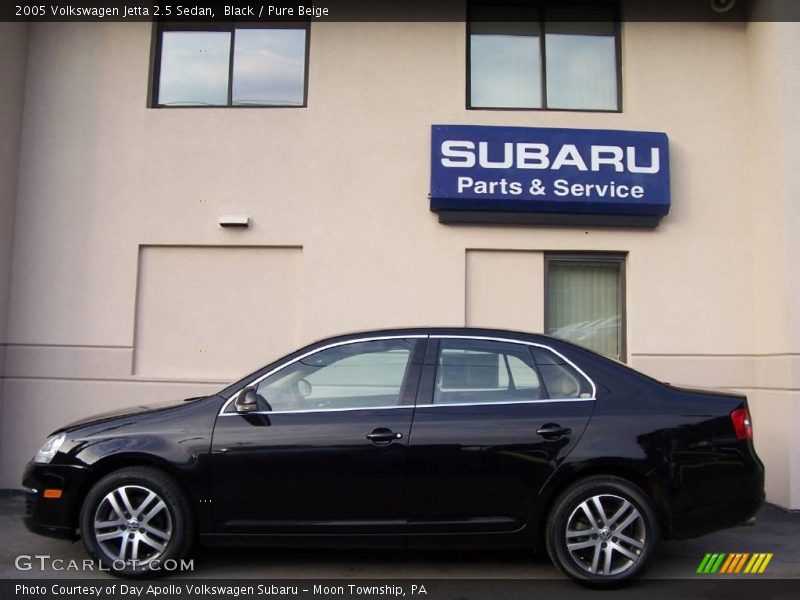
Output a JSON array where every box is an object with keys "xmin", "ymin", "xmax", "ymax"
[{"xmin": 234, "ymin": 386, "xmax": 260, "ymax": 413}]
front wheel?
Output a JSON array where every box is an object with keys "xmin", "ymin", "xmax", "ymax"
[
  {"xmin": 545, "ymin": 476, "xmax": 660, "ymax": 587},
  {"xmin": 79, "ymin": 466, "xmax": 195, "ymax": 577}
]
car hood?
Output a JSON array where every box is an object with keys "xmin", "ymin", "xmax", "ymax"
[{"xmin": 57, "ymin": 397, "xmax": 206, "ymax": 433}]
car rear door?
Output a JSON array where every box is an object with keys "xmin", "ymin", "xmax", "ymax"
[
  {"xmin": 210, "ymin": 336, "xmax": 425, "ymax": 535},
  {"xmin": 405, "ymin": 336, "xmax": 595, "ymax": 534}
]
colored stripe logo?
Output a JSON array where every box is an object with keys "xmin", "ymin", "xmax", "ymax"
[{"xmin": 697, "ymin": 553, "xmax": 773, "ymax": 574}]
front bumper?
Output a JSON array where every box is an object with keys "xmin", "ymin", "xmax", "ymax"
[{"xmin": 22, "ymin": 461, "xmax": 91, "ymax": 540}]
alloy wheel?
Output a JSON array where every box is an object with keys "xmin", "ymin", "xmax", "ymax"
[
  {"xmin": 92, "ymin": 484, "xmax": 173, "ymax": 565},
  {"xmin": 564, "ymin": 493, "xmax": 646, "ymax": 576}
]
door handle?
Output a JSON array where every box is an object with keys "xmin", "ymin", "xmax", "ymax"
[
  {"xmin": 536, "ymin": 423, "xmax": 572, "ymax": 439},
  {"xmin": 366, "ymin": 428, "xmax": 403, "ymax": 444}
]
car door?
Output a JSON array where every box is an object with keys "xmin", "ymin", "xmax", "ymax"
[
  {"xmin": 405, "ymin": 336, "xmax": 595, "ymax": 534},
  {"xmin": 210, "ymin": 336, "xmax": 425, "ymax": 534}
]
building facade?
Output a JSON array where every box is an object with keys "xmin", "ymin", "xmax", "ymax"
[{"xmin": 1, "ymin": 0, "xmax": 799, "ymax": 509}]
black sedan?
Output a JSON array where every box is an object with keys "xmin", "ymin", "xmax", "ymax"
[{"xmin": 22, "ymin": 328, "xmax": 764, "ymax": 586}]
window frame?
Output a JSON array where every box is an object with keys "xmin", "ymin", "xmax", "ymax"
[
  {"xmin": 220, "ymin": 336, "xmax": 426, "ymax": 415},
  {"xmin": 433, "ymin": 338, "xmax": 547, "ymax": 400},
  {"xmin": 255, "ymin": 340, "xmax": 416, "ymax": 413},
  {"xmin": 220, "ymin": 334, "xmax": 598, "ymax": 415},
  {"xmin": 530, "ymin": 344, "xmax": 595, "ymax": 399},
  {"xmin": 421, "ymin": 336, "xmax": 596, "ymax": 406},
  {"xmin": 544, "ymin": 252, "xmax": 628, "ymax": 362},
  {"xmin": 465, "ymin": 1, "xmax": 623, "ymax": 113},
  {"xmin": 148, "ymin": 20, "xmax": 311, "ymax": 109}
]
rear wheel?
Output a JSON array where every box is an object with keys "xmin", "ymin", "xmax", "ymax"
[
  {"xmin": 79, "ymin": 467, "xmax": 194, "ymax": 577},
  {"xmin": 545, "ymin": 476, "xmax": 660, "ymax": 587}
]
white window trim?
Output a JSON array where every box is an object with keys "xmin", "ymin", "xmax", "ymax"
[{"xmin": 218, "ymin": 334, "xmax": 597, "ymax": 416}]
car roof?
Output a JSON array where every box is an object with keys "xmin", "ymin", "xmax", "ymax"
[{"xmin": 311, "ymin": 327, "xmax": 559, "ymax": 345}]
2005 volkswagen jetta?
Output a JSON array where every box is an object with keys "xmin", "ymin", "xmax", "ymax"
[{"xmin": 23, "ymin": 328, "xmax": 764, "ymax": 586}]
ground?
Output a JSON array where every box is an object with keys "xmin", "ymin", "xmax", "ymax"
[{"xmin": 1, "ymin": 492, "xmax": 797, "ymax": 583}]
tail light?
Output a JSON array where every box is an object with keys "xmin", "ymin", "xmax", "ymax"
[{"xmin": 730, "ymin": 407, "xmax": 753, "ymax": 441}]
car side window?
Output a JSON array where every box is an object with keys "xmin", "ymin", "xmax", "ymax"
[
  {"xmin": 530, "ymin": 346, "xmax": 594, "ymax": 399},
  {"xmin": 434, "ymin": 339, "xmax": 543, "ymax": 405},
  {"xmin": 253, "ymin": 339, "xmax": 415, "ymax": 412}
]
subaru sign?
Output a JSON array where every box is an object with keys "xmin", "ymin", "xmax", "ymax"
[{"xmin": 430, "ymin": 125, "xmax": 670, "ymax": 226}]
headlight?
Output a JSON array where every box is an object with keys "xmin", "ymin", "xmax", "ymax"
[{"xmin": 34, "ymin": 433, "xmax": 66, "ymax": 464}]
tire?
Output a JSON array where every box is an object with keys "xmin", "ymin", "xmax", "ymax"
[
  {"xmin": 545, "ymin": 476, "xmax": 660, "ymax": 588},
  {"xmin": 79, "ymin": 466, "xmax": 195, "ymax": 578}
]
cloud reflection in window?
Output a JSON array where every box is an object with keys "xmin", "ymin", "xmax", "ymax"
[
  {"xmin": 158, "ymin": 31, "xmax": 231, "ymax": 106},
  {"xmin": 233, "ymin": 29, "xmax": 307, "ymax": 106},
  {"xmin": 156, "ymin": 28, "xmax": 307, "ymax": 107}
]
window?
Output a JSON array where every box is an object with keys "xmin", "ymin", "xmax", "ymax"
[
  {"xmin": 151, "ymin": 23, "xmax": 309, "ymax": 107},
  {"xmin": 545, "ymin": 255, "xmax": 626, "ymax": 361},
  {"xmin": 252, "ymin": 339, "xmax": 414, "ymax": 412},
  {"xmin": 530, "ymin": 346, "xmax": 594, "ymax": 398},
  {"xmin": 434, "ymin": 339, "xmax": 544, "ymax": 404},
  {"xmin": 468, "ymin": 3, "xmax": 620, "ymax": 111}
]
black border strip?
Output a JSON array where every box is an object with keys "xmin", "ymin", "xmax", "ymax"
[
  {"xmin": 436, "ymin": 210, "xmax": 662, "ymax": 228},
  {"xmin": 4, "ymin": 0, "xmax": 800, "ymax": 23}
]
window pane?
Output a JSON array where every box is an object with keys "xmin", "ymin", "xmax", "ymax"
[
  {"xmin": 545, "ymin": 10, "xmax": 618, "ymax": 110},
  {"xmin": 547, "ymin": 260, "xmax": 622, "ymax": 359},
  {"xmin": 438, "ymin": 348, "xmax": 502, "ymax": 390},
  {"xmin": 305, "ymin": 348, "xmax": 410, "ymax": 398},
  {"xmin": 531, "ymin": 347, "xmax": 594, "ymax": 398},
  {"xmin": 470, "ymin": 7, "xmax": 542, "ymax": 108},
  {"xmin": 233, "ymin": 28, "xmax": 306, "ymax": 106},
  {"xmin": 507, "ymin": 354, "xmax": 541, "ymax": 390},
  {"xmin": 434, "ymin": 339, "xmax": 543, "ymax": 404},
  {"xmin": 255, "ymin": 339, "xmax": 413, "ymax": 411},
  {"xmin": 158, "ymin": 31, "xmax": 231, "ymax": 106}
]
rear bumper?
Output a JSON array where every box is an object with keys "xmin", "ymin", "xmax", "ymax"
[
  {"xmin": 668, "ymin": 447, "xmax": 765, "ymax": 540},
  {"xmin": 670, "ymin": 490, "xmax": 764, "ymax": 540},
  {"xmin": 22, "ymin": 461, "xmax": 91, "ymax": 541}
]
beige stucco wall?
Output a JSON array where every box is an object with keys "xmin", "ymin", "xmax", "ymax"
[
  {"xmin": 0, "ymin": 12, "xmax": 797, "ymax": 508},
  {"xmin": 0, "ymin": 22, "xmax": 30, "ymax": 480},
  {"xmin": 0, "ymin": 24, "xmax": 28, "ymax": 335},
  {"xmin": 743, "ymin": 8, "xmax": 800, "ymax": 508}
]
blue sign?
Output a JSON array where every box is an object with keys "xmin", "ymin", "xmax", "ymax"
[{"xmin": 430, "ymin": 125, "xmax": 670, "ymax": 222}]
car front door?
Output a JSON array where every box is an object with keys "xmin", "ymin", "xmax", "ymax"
[
  {"xmin": 405, "ymin": 337, "xmax": 595, "ymax": 534},
  {"xmin": 210, "ymin": 336, "xmax": 425, "ymax": 534}
]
